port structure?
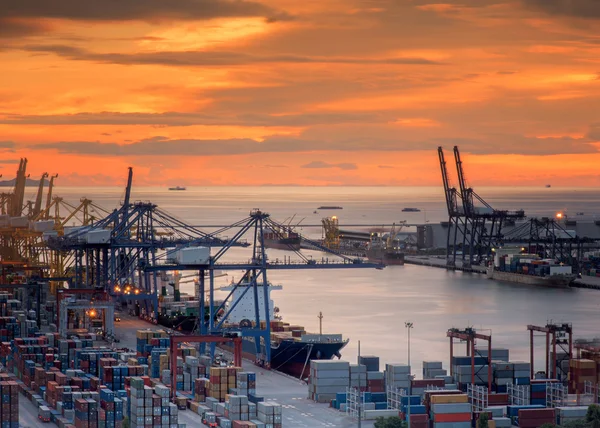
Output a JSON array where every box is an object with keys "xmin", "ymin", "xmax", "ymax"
[
  {"xmin": 439, "ymin": 147, "xmax": 525, "ymax": 268},
  {"xmin": 528, "ymin": 323, "xmax": 573, "ymax": 381},
  {"xmin": 502, "ymin": 219, "xmax": 599, "ymax": 270},
  {"xmin": 145, "ymin": 208, "xmax": 383, "ymax": 367},
  {"xmin": 447, "ymin": 327, "xmax": 492, "ymax": 391},
  {"xmin": 47, "ymin": 168, "xmax": 236, "ymax": 319},
  {"xmin": 169, "ymin": 334, "xmax": 242, "ymax": 401}
]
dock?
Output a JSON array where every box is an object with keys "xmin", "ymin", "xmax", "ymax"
[{"xmin": 404, "ymin": 256, "xmax": 487, "ymax": 274}]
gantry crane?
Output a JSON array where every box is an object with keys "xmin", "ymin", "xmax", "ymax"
[
  {"xmin": 528, "ymin": 323, "xmax": 573, "ymax": 381},
  {"xmin": 447, "ymin": 327, "xmax": 492, "ymax": 391}
]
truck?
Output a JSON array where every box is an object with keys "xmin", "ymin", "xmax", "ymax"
[{"xmin": 39, "ymin": 405, "xmax": 51, "ymax": 423}]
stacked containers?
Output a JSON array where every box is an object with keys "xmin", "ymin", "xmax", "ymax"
[
  {"xmin": 492, "ymin": 362, "xmax": 514, "ymax": 393},
  {"xmin": 557, "ymin": 406, "xmax": 589, "ymax": 426},
  {"xmin": 194, "ymin": 377, "xmax": 209, "ymax": 402},
  {"xmin": 225, "ymin": 395, "xmax": 250, "ymax": 422},
  {"xmin": 530, "ymin": 379, "xmax": 558, "ymax": 405},
  {"xmin": 98, "ymin": 389, "xmax": 124, "ymax": 428},
  {"xmin": 0, "ymin": 381, "xmax": 18, "ymax": 428},
  {"xmin": 358, "ymin": 356, "xmax": 380, "ymax": 372},
  {"xmin": 411, "ymin": 379, "xmax": 445, "ymax": 397},
  {"xmin": 349, "ymin": 364, "xmax": 367, "ymax": 391},
  {"xmin": 74, "ymin": 398, "xmax": 98, "ymax": 428},
  {"xmin": 476, "ymin": 349, "xmax": 510, "ymax": 362},
  {"xmin": 208, "ymin": 367, "xmax": 242, "ymax": 402},
  {"xmin": 512, "ymin": 361, "xmax": 532, "ymax": 386},
  {"xmin": 569, "ymin": 359, "xmax": 596, "ymax": 394},
  {"xmin": 308, "ymin": 360, "xmax": 349, "ymax": 403},
  {"xmin": 385, "ymin": 364, "xmax": 411, "ymax": 392},
  {"xmin": 518, "ymin": 408, "xmax": 556, "ymax": 428},
  {"xmin": 367, "ymin": 371, "xmax": 385, "ymax": 392},
  {"xmin": 451, "ymin": 356, "xmax": 487, "ymax": 389},
  {"xmin": 429, "ymin": 394, "xmax": 471, "ymax": 428},
  {"xmin": 423, "ymin": 362, "xmax": 447, "ymax": 379},
  {"xmin": 236, "ymin": 372, "xmax": 257, "ymax": 397},
  {"xmin": 128, "ymin": 377, "xmax": 178, "ymax": 428},
  {"xmin": 257, "ymin": 401, "xmax": 282, "ymax": 427}
]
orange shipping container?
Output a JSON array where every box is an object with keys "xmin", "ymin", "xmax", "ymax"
[{"xmin": 431, "ymin": 394, "xmax": 469, "ymax": 404}]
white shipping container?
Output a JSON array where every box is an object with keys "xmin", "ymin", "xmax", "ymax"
[
  {"xmin": 86, "ymin": 229, "xmax": 111, "ymax": 244},
  {"xmin": 550, "ymin": 265, "xmax": 572, "ymax": 275},
  {"xmin": 10, "ymin": 216, "xmax": 29, "ymax": 228},
  {"xmin": 176, "ymin": 247, "xmax": 210, "ymax": 265},
  {"xmin": 32, "ymin": 220, "xmax": 56, "ymax": 232}
]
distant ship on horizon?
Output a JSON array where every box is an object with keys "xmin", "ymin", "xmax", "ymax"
[{"xmin": 169, "ymin": 186, "xmax": 186, "ymax": 191}]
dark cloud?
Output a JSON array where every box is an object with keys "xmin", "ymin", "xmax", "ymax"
[
  {"xmin": 1, "ymin": 0, "xmax": 281, "ymax": 22},
  {"xmin": 589, "ymin": 124, "xmax": 600, "ymax": 140},
  {"xmin": 19, "ymin": 44, "xmax": 442, "ymax": 67},
  {"xmin": 378, "ymin": 165, "xmax": 394, "ymax": 169},
  {"xmin": 522, "ymin": 0, "xmax": 600, "ymax": 18},
  {"xmin": 0, "ymin": 159, "xmax": 20, "ymax": 164},
  {"xmin": 301, "ymin": 161, "xmax": 358, "ymax": 170},
  {"xmin": 0, "ymin": 18, "xmax": 50, "ymax": 38},
  {"xmin": 0, "ymin": 111, "xmax": 392, "ymax": 127},
  {"xmin": 497, "ymin": 71, "xmax": 517, "ymax": 75},
  {"xmin": 0, "ymin": 141, "xmax": 16, "ymax": 149}
]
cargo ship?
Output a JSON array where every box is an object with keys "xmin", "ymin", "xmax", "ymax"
[
  {"xmin": 487, "ymin": 249, "xmax": 575, "ymax": 288},
  {"xmin": 168, "ymin": 186, "xmax": 186, "ymax": 191},
  {"xmin": 218, "ymin": 275, "xmax": 348, "ymax": 379},
  {"xmin": 367, "ymin": 247, "xmax": 405, "ymax": 265},
  {"xmin": 402, "ymin": 207, "xmax": 421, "ymax": 212},
  {"xmin": 318, "ymin": 206, "xmax": 343, "ymax": 210},
  {"xmin": 263, "ymin": 226, "xmax": 301, "ymax": 251}
]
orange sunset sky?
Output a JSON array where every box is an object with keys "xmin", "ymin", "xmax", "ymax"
[{"xmin": 1, "ymin": 0, "xmax": 600, "ymax": 186}]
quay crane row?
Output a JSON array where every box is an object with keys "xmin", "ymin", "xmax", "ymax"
[{"xmin": 49, "ymin": 168, "xmax": 384, "ymax": 368}]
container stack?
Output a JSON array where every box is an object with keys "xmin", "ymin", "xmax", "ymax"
[
  {"xmin": 349, "ymin": 364, "xmax": 367, "ymax": 391},
  {"xmin": 257, "ymin": 401, "xmax": 282, "ymax": 427},
  {"xmin": 223, "ymin": 395, "xmax": 250, "ymax": 422},
  {"xmin": 308, "ymin": 360, "xmax": 349, "ymax": 403},
  {"xmin": 453, "ymin": 365, "xmax": 489, "ymax": 388},
  {"xmin": 0, "ymin": 381, "xmax": 18, "ymax": 428},
  {"xmin": 512, "ymin": 361, "xmax": 531, "ymax": 387},
  {"xmin": 74, "ymin": 398, "xmax": 98, "ymax": 428},
  {"xmin": 476, "ymin": 349, "xmax": 510, "ymax": 362},
  {"xmin": 529, "ymin": 379, "xmax": 558, "ymax": 405},
  {"xmin": 209, "ymin": 367, "xmax": 242, "ymax": 402},
  {"xmin": 423, "ymin": 361, "xmax": 447, "ymax": 379},
  {"xmin": 236, "ymin": 372, "xmax": 257, "ymax": 396},
  {"xmin": 367, "ymin": 371, "xmax": 385, "ymax": 392},
  {"xmin": 128, "ymin": 377, "xmax": 179, "ymax": 428},
  {"xmin": 358, "ymin": 356, "xmax": 380, "ymax": 372},
  {"xmin": 135, "ymin": 330, "xmax": 169, "ymax": 357},
  {"xmin": 385, "ymin": 364, "xmax": 411, "ymax": 392},
  {"xmin": 518, "ymin": 408, "xmax": 556, "ymax": 428},
  {"xmin": 557, "ymin": 406, "xmax": 589, "ymax": 426},
  {"xmin": 429, "ymin": 394, "xmax": 471, "ymax": 428},
  {"xmin": 149, "ymin": 348, "xmax": 168, "ymax": 379},
  {"xmin": 98, "ymin": 388, "xmax": 124, "ymax": 428},
  {"xmin": 492, "ymin": 362, "xmax": 514, "ymax": 393},
  {"xmin": 194, "ymin": 377, "xmax": 209, "ymax": 403},
  {"xmin": 569, "ymin": 359, "xmax": 596, "ymax": 394},
  {"xmin": 411, "ymin": 379, "xmax": 445, "ymax": 396}
]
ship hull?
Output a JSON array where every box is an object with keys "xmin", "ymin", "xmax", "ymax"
[
  {"xmin": 487, "ymin": 268, "xmax": 575, "ymax": 288},
  {"xmin": 367, "ymin": 250, "xmax": 405, "ymax": 266},
  {"xmin": 264, "ymin": 237, "xmax": 301, "ymax": 251},
  {"xmin": 221, "ymin": 338, "xmax": 347, "ymax": 379}
]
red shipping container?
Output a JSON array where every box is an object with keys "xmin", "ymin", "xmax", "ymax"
[{"xmin": 433, "ymin": 413, "xmax": 471, "ymax": 423}]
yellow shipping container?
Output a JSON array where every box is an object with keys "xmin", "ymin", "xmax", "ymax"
[
  {"xmin": 488, "ymin": 421, "xmax": 496, "ymax": 428},
  {"xmin": 430, "ymin": 394, "xmax": 469, "ymax": 404}
]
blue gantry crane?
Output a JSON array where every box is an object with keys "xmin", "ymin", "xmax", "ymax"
[
  {"xmin": 47, "ymin": 168, "xmax": 239, "ymax": 318},
  {"xmin": 144, "ymin": 208, "xmax": 384, "ymax": 367}
]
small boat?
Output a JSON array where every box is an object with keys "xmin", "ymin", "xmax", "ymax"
[
  {"xmin": 318, "ymin": 206, "xmax": 342, "ymax": 210},
  {"xmin": 169, "ymin": 186, "xmax": 186, "ymax": 191},
  {"xmin": 402, "ymin": 208, "xmax": 421, "ymax": 212}
]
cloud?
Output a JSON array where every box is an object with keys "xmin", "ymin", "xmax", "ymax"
[
  {"xmin": 0, "ymin": 159, "xmax": 20, "ymax": 164},
  {"xmin": 0, "ymin": 18, "xmax": 50, "ymax": 38},
  {"xmin": 589, "ymin": 124, "xmax": 600, "ymax": 140},
  {"xmin": 378, "ymin": 165, "xmax": 394, "ymax": 169},
  {"xmin": 0, "ymin": 111, "xmax": 394, "ymax": 127},
  {"xmin": 522, "ymin": 0, "xmax": 600, "ymax": 18},
  {"xmin": 19, "ymin": 44, "xmax": 442, "ymax": 67},
  {"xmin": 0, "ymin": 0, "xmax": 281, "ymax": 22},
  {"xmin": 301, "ymin": 161, "xmax": 358, "ymax": 170},
  {"xmin": 0, "ymin": 141, "xmax": 16, "ymax": 149}
]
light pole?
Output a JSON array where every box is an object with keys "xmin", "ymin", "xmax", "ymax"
[
  {"xmin": 358, "ymin": 340, "xmax": 362, "ymax": 428},
  {"xmin": 405, "ymin": 322, "xmax": 414, "ymax": 427}
]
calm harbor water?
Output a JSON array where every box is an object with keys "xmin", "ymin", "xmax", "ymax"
[{"xmin": 42, "ymin": 185, "xmax": 600, "ymax": 375}]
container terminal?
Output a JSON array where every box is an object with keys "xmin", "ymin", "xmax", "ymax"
[{"xmin": 3, "ymin": 158, "xmax": 600, "ymax": 428}]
